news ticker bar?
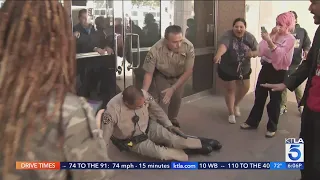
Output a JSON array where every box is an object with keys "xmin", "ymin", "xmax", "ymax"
[{"xmin": 16, "ymin": 162, "xmax": 304, "ymax": 170}]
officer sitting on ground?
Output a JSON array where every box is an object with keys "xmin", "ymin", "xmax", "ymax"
[{"xmin": 97, "ymin": 85, "xmax": 222, "ymax": 161}]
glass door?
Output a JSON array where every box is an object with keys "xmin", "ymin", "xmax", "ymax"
[
  {"xmin": 70, "ymin": 0, "xmax": 119, "ymax": 110},
  {"xmin": 117, "ymin": 0, "xmax": 161, "ymax": 90},
  {"xmin": 114, "ymin": 0, "xmax": 141, "ymax": 91},
  {"xmin": 69, "ymin": 0, "xmax": 160, "ymax": 110}
]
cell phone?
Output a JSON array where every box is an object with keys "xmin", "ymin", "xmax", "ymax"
[{"xmin": 261, "ymin": 26, "xmax": 267, "ymax": 33}]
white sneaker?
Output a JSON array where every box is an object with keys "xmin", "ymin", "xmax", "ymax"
[
  {"xmin": 265, "ymin": 131, "xmax": 276, "ymax": 138},
  {"xmin": 234, "ymin": 106, "xmax": 241, "ymax": 117},
  {"xmin": 228, "ymin": 115, "xmax": 236, "ymax": 124},
  {"xmin": 280, "ymin": 106, "xmax": 288, "ymax": 115}
]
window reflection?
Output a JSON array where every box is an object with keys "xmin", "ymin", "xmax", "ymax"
[
  {"xmin": 69, "ymin": 0, "xmax": 214, "ymax": 54},
  {"xmin": 193, "ymin": 0, "xmax": 214, "ymax": 48},
  {"xmin": 67, "ymin": 0, "xmax": 215, "ymax": 99},
  {"xmin": 71, "ymin": 0, "xmax": 162, "ymax": 54},
  {"xmin": 157, "ymin": 0, "xmax": 215, "ymax": 97},
  {"xmin": 186, "ymin": 18, "xmax": 196, "ymax": 45},
  {"xmin": 141, "ymin": 13, "xmax": 160, "ymax": 47},
  {"xmin": 0, "ymin": 0, "xmax": 4, "ymax": 8},
  {"xmin": 71, "ymin": 0, "xmax": 115, "ymax": 54},
  {"xmin": 0, "ymin": 1, "xmax": 215, "ymax": 53},
  {"xmin": 160, "ymin": 0, "xmax": 215, "ymax": 48},
  {"xmin": 130, "ymin": 1, "xmax": 161, "ymax": 48}
]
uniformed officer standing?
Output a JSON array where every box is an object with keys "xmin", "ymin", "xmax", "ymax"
[
  {"xmin": 98, "ymin": 86, "xmax": 221, "ymax": 161},
  {"xmin": 142, "ymin": 25, "xmax": 195, "ymax": 127}
]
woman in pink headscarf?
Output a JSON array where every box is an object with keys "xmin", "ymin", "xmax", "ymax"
[{"xmin": 240, "ymin": 12, "xmax": 296, "ymax": 138}]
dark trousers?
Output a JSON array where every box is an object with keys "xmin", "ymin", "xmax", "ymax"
[
  {"xmin": 77, "ymin": 66, "xmax": 116, "ymax": 104},
  {"xmin": 246, "ymin": 63, "xmax": 286, "ymax": 132},
  {"xmin": 300, "ymin": 105, "xmax": 320, "ymax": 180},
  {"xmin": 77, "ymin": 68, "xmax": 88, "ymax": 97},
  {"xmin": 94, "ymin": 67, "xmax": 117, "ymax": 108}
]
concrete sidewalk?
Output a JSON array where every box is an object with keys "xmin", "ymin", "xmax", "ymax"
[{"xmin": 108, "ymin": 92, "xmax": 303, "ymax": 180}]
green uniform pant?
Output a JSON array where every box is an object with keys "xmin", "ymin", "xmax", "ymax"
[
  {"xmin": 149, "ymin": 74, "xmax": 184, "ymax": 121},
  {"xmin": 281, "ymin": 67, "xmax": 304, "ymax": 108},
  {"xmin": 281, "ymin": 85, "xmax": 303, "ymax": 108}
]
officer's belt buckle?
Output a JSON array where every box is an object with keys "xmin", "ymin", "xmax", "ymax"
[
  {"xmin": 128, "ymin": 134, "xmax": 148, "ymax": 145},
  {"xmin": 127, "ymin": 141, "xmax": 133, "ymax": 147}
]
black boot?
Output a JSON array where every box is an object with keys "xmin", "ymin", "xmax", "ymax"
[
  {"xmin": 198, "ymin": 137, "xmax": 222, "ymax": 151},
  {"xmin": 183, "ymin": 142, "xmax": 213, "ymax": 155}
]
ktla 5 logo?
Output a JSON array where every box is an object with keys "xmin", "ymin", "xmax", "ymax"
[{"xmin": 285, "ymin": 138, "xmax": 304, "ymax": 162}]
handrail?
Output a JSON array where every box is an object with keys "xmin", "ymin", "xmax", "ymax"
[
  {"xmin": 75, "ymin": 47, "xmax": 216, "ymax": 60},
  {"xmin": 126, "ymin": 33, "xmax": 141, "ymax": 70},
  {"xmin": 76, "ymin": 52, "xmax": 110, "ymax": 59}
]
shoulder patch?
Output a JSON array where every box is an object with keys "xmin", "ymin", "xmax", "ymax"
[
  {"xmin": 102, "ymin": 112, "xmax": 112, "ymax": 124},
  {"xmin": 145, "ymin": 52, "xmax": 153, "ymax": 63}
]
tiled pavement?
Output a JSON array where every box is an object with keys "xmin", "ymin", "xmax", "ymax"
[{"xmin": 107, "ymin": 91, "xmax": 303, "ymax": 180}]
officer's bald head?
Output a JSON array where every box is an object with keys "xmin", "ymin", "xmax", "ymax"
[
  {"xmin": 165, "ymin": 25, "xmax": 183, "ymax": 52},
  {"xmin": 122, "ymin": 85, "xmax": 145, "ymax": 109}
]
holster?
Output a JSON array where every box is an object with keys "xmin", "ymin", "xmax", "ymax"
[
  {"xmin": 111, "ymin": 133, "xmax": 149, "ymax": 152},
  {"xmin": 111, "ymin": 136, "xmax": 130, "ymax": 152}
]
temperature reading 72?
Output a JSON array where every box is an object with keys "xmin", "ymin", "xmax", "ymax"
[{"xmin": 273, "ymin": 163, "xmax": 282, "ymax": 169}]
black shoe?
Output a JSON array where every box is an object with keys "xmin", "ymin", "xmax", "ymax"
[
  {"xmin": 198, "ymin": 137, "xmax": 222, "ymax": 151},
  {"xmin": 183, "ymin": 143, "xmax": 213, "ymax": 155}
]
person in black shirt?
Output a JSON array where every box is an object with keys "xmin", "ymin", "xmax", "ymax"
[
  {"xmin": 186, "ymin": 18, "xmax": 196, "ymax": 45},
  {"xmin": 280, "ymin": 11, "xmax": 311, "ymax": 116},
  {"xmin": 73, "ymin": 9, "xmax": 104, "ymax": 54},
  {"xmin": 73, "ymin": 10, "xmax": 106, "ymax": 99},
  {"xmin": 142, "ymin": 13, "xmax": 160, "ymax": 47},
  {"xmin": 92, "ymin": 16, "xmax": 113, "ymax": 54},
  {"xmin": 262, "ymin": 1, "xmax": 320, "ymax": 179}
]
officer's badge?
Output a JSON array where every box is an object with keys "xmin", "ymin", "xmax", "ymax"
[
  {"xmin": 146, "ymin": 96, "xmax": 154, "ymax": 102},
  {"xmin": 102, "ymin": 112, "xmax": 112, "ymax": 124}
]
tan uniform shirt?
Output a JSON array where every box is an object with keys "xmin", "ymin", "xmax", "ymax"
[
  {"xmin": 101, "ymin": 90, "xmax": 173, "ymax": 146},
  {"xmin": 143, "ymin": 38, "xmax": 195, "ymax": 77}
]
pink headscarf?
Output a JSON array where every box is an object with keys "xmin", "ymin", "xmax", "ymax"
[{"xmin": 276, "ymin": 12, "xmax": 295, "ymax": 32}]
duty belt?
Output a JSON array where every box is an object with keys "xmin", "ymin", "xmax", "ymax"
[
  {"xmin": 123, "ymin": 134, "xmax": 148, "ymax": 145},
  {"xmin": 111, "ymin": 134, "xmax": 148, "ymax": 151},
  {"xmin": 155, "ymin": 69, "xmax": 182, "ymax": 79},
  {"xmin": 111, "ymin": 122, "xmax": 150, "ymax": 151}
]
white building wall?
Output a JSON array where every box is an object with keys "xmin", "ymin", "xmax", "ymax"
[
  {"xmin": 271, "ymin": 1, "xmax": 316, "ymax": 40},
  {"xmin": 245, "ymin": 0, "xmax": 318, "ymax": 93},
  {"xmin": 246, "ymin": 1, "xmax": 316, "ymax": 47}
]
